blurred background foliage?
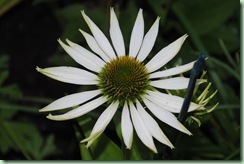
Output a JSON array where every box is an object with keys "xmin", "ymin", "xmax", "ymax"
[{"xmin": 0, "ymin": 0, "xmax": 240, "ymax": 160}]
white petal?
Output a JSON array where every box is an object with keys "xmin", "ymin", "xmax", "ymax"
[
  {"xmin": 129, "ymin": 102, "xmax": 157, "ymax": 153},
  {"xmin": 82, "ymin": 101, "xmax": 119, "ymax": 147},
  {"xmin": 146, "ymin": 34, "xmax": 188, "ymax": 73},
  {"xmin": 145, "ymin": 90, "xmax": 200, "ymax": 113},
  {"xmin": 143, "ymin": 98, "xmax": 192, "ymax": 135},
  {"xmin": 150, "ymin": 77, "xmax": 206, "ymax": 90},
  {"xmin": 79, "ymin": 29, "xmax": 111, "ymax": 62},
  {"xmin": 81, "ymin": 11, "xmax": 116, "ymax": 59},
  {"xmin": 39, "ymin": 90, "xmax": 101, "ymax": 112},
  {"xmin": 58, "ymin": 39, "xmax": 101, "ymax": 72},
  {"xmin": 110, "ymin": 8, "xmax": 125, "ymax": 56},
  {"xmin": 46, "ymin": 96, "xmax": 107, "ymax": 121},
  {"xmin": 136, "ymin": 100, "xmax": 174, "ymax": 149},
  {"xmin": 36, "ymin": 66, "xmax": 98, "ymax": 85},
  {"xmin": 66, "ymin": 39, "xmax": 105, "ymax": 68},
  {"xmin": 129, "ymin": 9, "xmax": 144, "ymax": 58},
  {"xmin": 121, "ymin": 102, "xmax": 133, "ymax": 149},
  {"xmin": 136, "ymin": 17, "xmax": 160, "ymax": 62},
  {"xmin": 150, "ymin": 61, "xmax": 195, "ymax": 79}
]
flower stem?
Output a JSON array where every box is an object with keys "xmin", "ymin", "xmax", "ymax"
[{"xmin": 122, "ymin": 143, "xmax": 130, "ymax": 160}]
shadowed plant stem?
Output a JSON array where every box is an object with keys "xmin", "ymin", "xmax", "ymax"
[
  {"xmin": 122, "ymin": 143, "xmax": 130, "ymax": 160},
  {"xmin": 162, "ymin": 53, "xmax": 206, "ymax": 160},
  {"xmin": 73, "ymin": 121, "xmax": 93, "ymax": 160}
]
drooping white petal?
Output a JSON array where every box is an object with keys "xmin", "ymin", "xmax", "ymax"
[
  {"xmin": 121, "ymin": 102, "xmax": 133, "ymax": 149},
  {"xmin": 136, "ymin": 100, "xmax": 174, "ymax": 149},
  {"xmin": 143, "ymin": 98, "xmax": 192, "ymax": 135},
  {"xmin": 109, "ymin": 8, "xmax": 125, "ymax": 56},
  {"xmin": 79, "ymin": 29, "xmax": 111, "ymax": 62},
  {"xmin": 129, "ymin": 102, "xmax": 157, "ymax": 153},
  {"xmin": 66, "ymin": 39, "xmax": 105, "ymax": 68},
  {"xmin": 150, "ymin": 77, "xmax": 206, "ymax": 90},
  {"xmin": 81, "ymin": 101, "xmax": 119, "ymax": 147},
  {"xmin": 146, "ymin": 34, "xmax": 188, "ymax": 73},
  {"xmin": 39, "ymin": 90, "xmax": 101, "ymax": 112},
  {"xmin": 136, "ymin": 17, "xmax": 160, "ymax": 62},
  {"xmin": 129, "ymin": 9, "xmax": 144, "ymax": 58},
  {"xmin": 145, "ymin": 90, "xmax": 201, "ymax": 113},
  {"xmin": 150, "ymin": 61, "xmax": 195, "ymax": 79},
  {"xmin": 36, "ymin": 66, "xmax": 98, "ymax": 85},
  {"xmin": 46, "ymin": 96, "xmax": 107, "ymax": 121},
  {"xmin": 58, "ymin": 39, "xmax": 101, "ymax": 73},
  {"xmin": 81, "ymin": 11, "xmax": 116, "ymax": 59}
]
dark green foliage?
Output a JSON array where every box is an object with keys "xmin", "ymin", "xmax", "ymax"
[{"xmin": 0, "ymin": 0, "xmax": 240, "ymax": 160}]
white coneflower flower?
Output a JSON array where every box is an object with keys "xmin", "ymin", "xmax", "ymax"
[{"xmin": 37, "ymin": 8, "xmax": 205, "ymax": 153}]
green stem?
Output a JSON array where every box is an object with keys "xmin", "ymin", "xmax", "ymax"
[
  {"xmin": 219, "ymin": 38, "xmax": 238, "ymax": 69},
  {"xmin": 1, "ymin": 103, "xmax": 38, "ymax": 113},
  {"xmin": 122, "ymin": 142, "xmax": 130, "ymax": 160},
  {"xmin": 19, "ymin": 96, "xmax": 53, "ymax": 104},
  {"xmin": 225, "ymin": 148, "xmax": 240, "ymax": 160},
  {"xmin": 172, "ymin": 2, "xmax": 236, "ymax": 105},
  {"xmin": 214, "ymin": 104, "xmax": 240, "ymax": 110},
  {"xmin": 0, "ymin": 0, "xmax": 21, "ymax": 16},
  {"xmin": 208, "ymin": 56, "xmax": 240, "ymax": 81}
]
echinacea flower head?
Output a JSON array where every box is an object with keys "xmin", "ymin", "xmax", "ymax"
[{"xmin": 37, "ymin": 8, "xmax": 206, "ymax": 153}]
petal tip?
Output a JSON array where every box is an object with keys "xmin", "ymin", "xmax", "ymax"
[
  {"xmin": 36, "ymin": 66, "xmax": 41, "ymax": 72},
  {"xmin": 81, "ymin": 10, "xmax": 85, "ymax": 14},
  {"xmin": 65, "ymin": 39, "xmax": 72, "ymax": 46},
  {"xmin": 57, "ymin": 38, "xmax": 64, "ymax": 45},
  {"xmin": 46, "ymin": 114, "xmax": 65, "ymax": 121},
  {"xmin": 183, "ymin": 34, "xmax": 189, "ymax": 39},
  {"xmin": 80, "ymin": 139, "xmax": 86, "ymax": 143},
  {"xmin": 79, "ymin": 29, "xmax": 84, "ymax": 33},
  {"xmin": 81, "ymin": 10, "xmax": 87, "ymax": 18},
  {"xmin": 39, "ymin": 108, "xmax": 46, "ymax": 112},
  {"xmin": 46, "ymin": 113, "xmax": 53, "ymax": 119}
]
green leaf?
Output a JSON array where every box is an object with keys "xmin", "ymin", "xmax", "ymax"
[
  {"xmin": 0, "ymin": 121, "xmax": 34, "ymax": 159},
  {"xmin": 0, "ymin": 54, "xmax": 9, "ymax": 69},
  {"xmin": 0, "ymin": 121, "xmax": 56, "ymax": 159},
  {"xmin": 55, "ymin": 4, "xmax": 87, "ymax": 41},
  {"xmin": 75, "ymin": 117, "xmax": 93, "ymax": 160},
  {"xmin": 0, "ymin": 71, "xmax": 9, "ymax": 86},
  {"xmin": 130, "ymin": 136, "xmax": 154, "ymax": 160},
  {"xmin": 0, "ymin": 54, "xmax": 9, "ymax": 86},
  {"xmin": 0, "ymin": 121, "xmax": 15, "ymax": 153},
  {"xmin": 25, "ymin": 133, "xmax": 56, "ymax": 160},
  {"xmin": 78, "ymin": 116, "xmax": 123, "ymax": 160},
  {"xmin": 174, "ymin": 0, "xmax": 239, "ymax": 35},
  {"xmin": 147, "ymin": 0, "xmax": 170, "ymax": 23},
  {"xmin": 0, "ymin": 84, "xmax": 22, "ymax": 100},
  {"xmin": 0, "ymin": 102, "xmax": 18, "ymax": 119},
  {"xmin": 91, "ymin": 133, "xmax": 123, "ymax": 160},
  {"xmin": 112, "ymin": 111, "xmax": 122, "ymax": 141},
  {"xmin": 56, "ymin": 4, "xmax": 107, "ymax": 41},
  {"xmin": 202, "ymin": 26, "xmax": 240, "ymax": 54}
]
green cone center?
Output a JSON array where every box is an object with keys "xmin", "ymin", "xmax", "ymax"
[{"xmin": 98, "ymin": 56, "xmax": 150, "ymax": 102}]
